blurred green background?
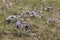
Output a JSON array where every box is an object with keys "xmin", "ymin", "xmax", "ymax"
[{"xmin": 0, "ymin": 0, "xmax": 60, "ymax": 40}]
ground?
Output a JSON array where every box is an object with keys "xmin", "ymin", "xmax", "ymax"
[{"xmin": 0, "ymin": 0, "xmax": 60, "ymax": 40}]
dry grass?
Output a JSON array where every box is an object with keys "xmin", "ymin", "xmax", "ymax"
[{"xmin": 0, "ymin": 0, "xmax": 60, "ymax": 40}]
